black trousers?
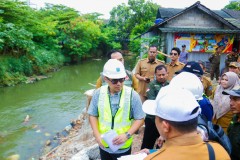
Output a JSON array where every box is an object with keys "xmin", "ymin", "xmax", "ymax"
[
  {"xmin": 141, "ymin": 117, "xmax": 160, "ymax": 149},
  {"xmin": 99, "ymin": 147, "xmax": 131, "ymax": 160},
  {"xmin": 210, "ymin": 65, "xmax": 219, "ymax": 80}
]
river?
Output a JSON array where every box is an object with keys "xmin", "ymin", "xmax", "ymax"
[{"xmin": 0, "ymin": 56, "xmax": 136, "ymax": 160}]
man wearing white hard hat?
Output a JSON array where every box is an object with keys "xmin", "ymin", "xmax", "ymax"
[
  {"xmin": 88, "ymin": 59, "xmax": 145, "ymax": 160},
  {"xmin": 141, "ymin": 87, "xmax": 230, "ymax": 160}
]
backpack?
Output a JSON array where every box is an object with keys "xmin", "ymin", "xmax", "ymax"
[{"xmin": 197, "ymin": 114, "xmax": 232, "ymax": 155}]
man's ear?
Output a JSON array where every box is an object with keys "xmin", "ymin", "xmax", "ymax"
[
  {"xmin": 103, "ymin": 76, "xmax": 108, "ymax": 81},
  {"xmin": 162, "ymin": 120, "xmax": 170, "ymax": 133}
]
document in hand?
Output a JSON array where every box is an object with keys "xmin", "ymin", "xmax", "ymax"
[
  {"xmin": 117, "ymin": 153, "xmax": 147, "ymax": 160},
  {"xmin": 101, "ymin": 130, "xmax": 125, "ymax": 152}
]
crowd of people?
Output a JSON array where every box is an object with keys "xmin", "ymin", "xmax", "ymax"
[{"xmin": 87, "ymin": 45, "xmax": 240, "ymax": 160}]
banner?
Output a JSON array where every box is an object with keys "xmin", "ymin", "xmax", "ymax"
[{"xmin": 174, "ymin": 33, "xmax": 234, "ymax": 53}]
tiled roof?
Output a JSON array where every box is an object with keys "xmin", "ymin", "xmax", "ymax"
[
  {"xmin": 224, "ymin": 18, "xmax": 240, "ymax": 28},
  {"xmin": 157, "ymin": 8, "xmax": 182, "ymax": 20},
  {"xmin": 222, "ymin": 9, "xmax": 240, "ymax": 20},
  {"xmin": 155, "ymin": 2, "xmax": 240, "ymax": 30}
]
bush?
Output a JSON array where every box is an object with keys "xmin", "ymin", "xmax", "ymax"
[
  {"xmin": 0, "ymin": 58, "xmax": 27, "ymax": 86},
  {"xmin": 0, "ymin": 47, "xmax": 64, "ymax": 86},
  {"xmin": 30, "ymin": 48, "xmax": 64, "ymax": 74}
]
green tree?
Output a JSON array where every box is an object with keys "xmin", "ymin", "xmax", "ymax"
[
  {"xmin": 224, "ymin": 1, "xmax": 240, "ymax": 10},
  {"xmin": 37, "ymin": 4, "xmax": 80, "ymax": 50},
  {"xmin": 0, "ymin": 23, "xmax": 34, "ymax": 56},
  {"xmin": 62, "ymin": 17, "xmax": 101, "ymax": 62},
  {"xmin": 108, "ymin": 0, "xmax": 159, "ymax": 51}
]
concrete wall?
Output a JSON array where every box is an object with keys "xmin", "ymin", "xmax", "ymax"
[{"xmin": 163, "ymin": 9, "xmax": 225, "ymax": 29}]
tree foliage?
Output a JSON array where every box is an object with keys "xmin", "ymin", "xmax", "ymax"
[
  {"xmin": 0, "ymin": 0, "xmax": 162, "ymax": 86},
  {"xmin": 224, "ymin": 1, "xmax": 240, "ymax": 10},
  {"xmin": 0, "ymin": 23, "xmax": 34, "ymax": 56},
  {"xmin": 108, "ymin": 0, "xmax": 159, "ymax": 52},
  {"xmin": 62, "ymin": 17, "xmax": 101, "ymax": 61}
]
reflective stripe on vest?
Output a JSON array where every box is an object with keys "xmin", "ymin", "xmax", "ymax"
[{"xmin": 98, "ymin": 85, "xmax": 133, "ymax": 149}]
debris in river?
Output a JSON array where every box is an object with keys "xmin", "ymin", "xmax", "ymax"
[
  {"xmin": 45, "ymin": 140, "xmax": 51, "ymax": 146},
  {"xmin": 64, "ymin": 125, "xmax": 72, "ymax": 132},
  {"xmin": 23, "ymin": 115, "xmax": 30, "ymax": 123},
  {"xmin": 7, "ymin": 154, "xmax": 20, "ymax": 160},
  {"xmin": 31, "ymin": 124, "xmax": 38, "ymax": 129},
  {"xmin": 45, "ymin": 133, "xmax": 51, "ymax": 137},
  {"xmin": 36, "ymin": 130, "xmax": 41, "ymax": 133}
]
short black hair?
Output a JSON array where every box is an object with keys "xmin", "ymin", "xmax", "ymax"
[
  {"xmin": 171, "ymin": 47, "xmax": 181, "ymax": 55},
  {"xmin": 160, "ymin": 117, "xmax": 198, "ymax": 133},
  {"xmin": 149, "ymin": 45, "xmax": 158, "ymax": 50},
  {"xmin": 155, "ymin": 65, "xmax": 167, "ymax": 73},
  {"xmin": 107, "ymin": 50, "xmax": 122, "ymax": 59}
]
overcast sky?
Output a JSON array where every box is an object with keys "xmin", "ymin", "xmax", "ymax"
[{"xmin": 29, "ymin": 0, "xmax": 231, "ymax": 19}]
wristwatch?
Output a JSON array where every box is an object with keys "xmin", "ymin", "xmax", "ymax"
[{"xmin": 125, "ymin": 132, "xmax": 131, "ymax": 139}]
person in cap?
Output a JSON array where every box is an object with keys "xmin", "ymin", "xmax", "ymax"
[
  {"xmin": 141, "ymin": 87, "xmax": 230, "ymax": 160},
  {"xmin": 225, "ymin": 48, "xmax": 239, "ymax": 71},
  {"xmin": 88, "ymin": 59, "xmax": 145, "ymax": 160},
  {"xmin": 170, "ymin": 71, "xmax": 213, "ymax": 121},
  {"xmin": 198, "ymin": 61, "xmax": 213, "ymax": 97},
  {"xmin": 165, "ymin": 47, "xmax": 185, "ymax": 81},
  {"xmin": 179, "ymin": 44, "xmax": 188, "ymax": 64},
  {"xmin": 223, "ymin": 87, "xmax": 240, "ymax": 160},
  {"xmin": 212, "ymin": 71, "xmax": 239, "ymax": 133},
  {"xmin": 135, "ymin": 45, "xmax": 164, "ymax": 102},
  {"xmin": 96, "ymin": 50, "xmax": 138, "ymax": 91},
  {"xmin": 228, "ymin": 62, "xmax": 240, "ymax": 77},
  {"xmin": 209, "ymin": 46, "xmax": 224, "ymax": 81},
  {"xmin": 141, "ymin": 65, "xmax": 169, "ymax": 150},
  {"xmin": 177, "ymin": 61, "xmax": 213, "ymax": 98}
]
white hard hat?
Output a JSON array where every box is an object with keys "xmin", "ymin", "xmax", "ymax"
[
  {"xmin": 103, "ymin": 59, "xmax": 126, "ymax": 79},
  {"xmin": 142, "ymin": 86, "xmax": 200, "ymax": 121},
  {"xmin": 170, "ymin": 72, "xmax": 203, "ymax": 100}
]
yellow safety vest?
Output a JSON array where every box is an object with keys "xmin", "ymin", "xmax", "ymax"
[{"xmin": 98, "ymin": 85, "xmax": 133, "ymax": 149}]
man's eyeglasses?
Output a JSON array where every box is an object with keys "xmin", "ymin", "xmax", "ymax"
[
  {"xmin": 170, "ymin": 52, "xmax": 178, "ymax": 56},
  {"xmin": 107, "ymin": 77, "xmax": 125, "ymax": 84}
]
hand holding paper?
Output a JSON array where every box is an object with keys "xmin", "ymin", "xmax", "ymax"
[
  {"xmin": 112, "ymin": 133, "xmax": 128, "ymax": 145},
  {"xmin": 101, "ymin": 130, "xmax": 125, "ymax": 152}
]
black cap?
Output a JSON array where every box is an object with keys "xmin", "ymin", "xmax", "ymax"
[
  {"xmin": 222, "ymin": 87, "xmax": 240, "ymax": 97},
  {"xmin": 175, "ymin": 61, "xmax": 203, "ymax": 77}
]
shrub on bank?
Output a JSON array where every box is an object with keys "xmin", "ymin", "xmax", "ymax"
[{"xmin": 0, "ymin": 49, "xmax": 64, "ymax": 87}]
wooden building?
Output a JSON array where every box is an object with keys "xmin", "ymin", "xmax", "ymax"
[{"xmin": 141, "ymin": 1, "xmax": 240, "ymax": 70}]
